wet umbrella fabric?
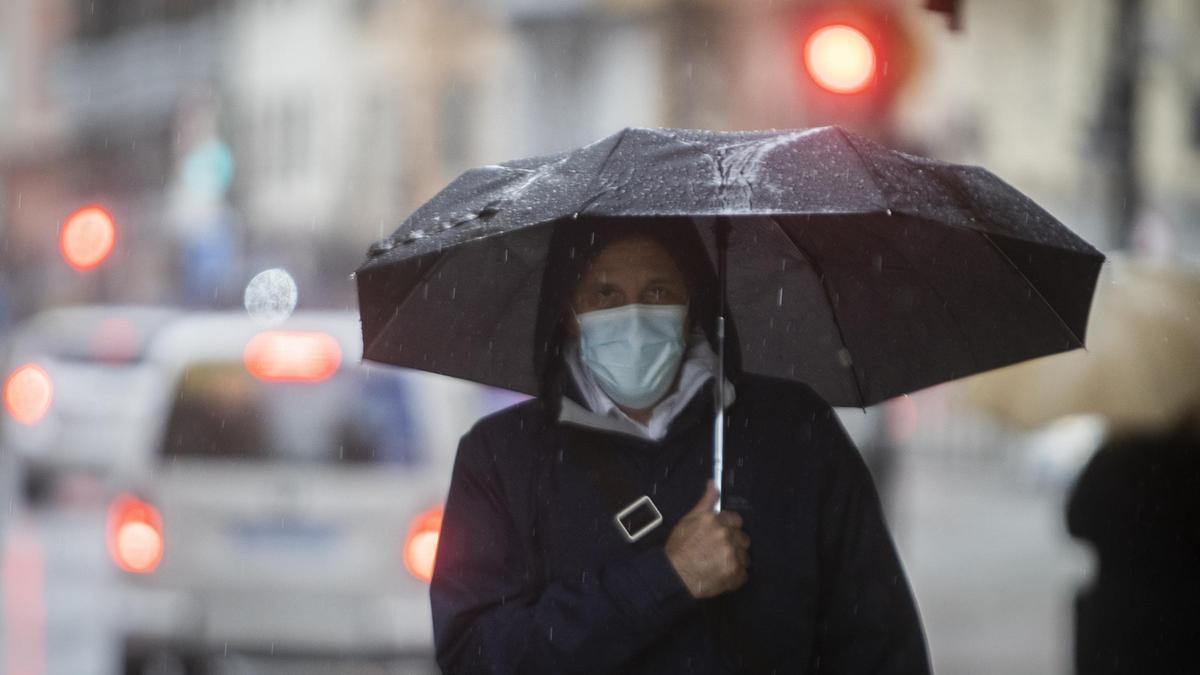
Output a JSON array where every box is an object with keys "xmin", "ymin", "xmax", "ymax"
[{"xmin": 356, "ymin": 126, "xmax": 1104, "ymax": 408}]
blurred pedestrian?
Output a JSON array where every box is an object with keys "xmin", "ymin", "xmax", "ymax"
[
  {"xmin": 1067, "ymin": 408, "xmax": 1200, "ymax": 674},
  {"xmin": 430, "ymin": 217, "xmax": 930, "ymax": 674}
]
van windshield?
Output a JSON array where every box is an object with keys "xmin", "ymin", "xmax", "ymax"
[{"xmin": 160, "ymin": 362, "xmax": 423, "ymax": 465}]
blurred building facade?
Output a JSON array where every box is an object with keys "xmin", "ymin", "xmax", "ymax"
[
  {"xmin": 1, "ymin": 3, "xmax": 1198, "ymax": 674},
  {"xmin": 0, "ymin": 0, "xmax": 512, "ymax": 317},
  {"xmin": 1, "ymin": 0, "xmax": 1198, "ymax": 324}
]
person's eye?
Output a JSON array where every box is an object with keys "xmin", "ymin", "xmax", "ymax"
[
  {"xmin": 595, "ymin": 285, "xmax": 623, "ymax": 307},
  {"xmin": 644, "ymin": 286, "xmax": 676, "ymax": 303}
]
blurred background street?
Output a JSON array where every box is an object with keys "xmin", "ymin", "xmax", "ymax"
[{"xmin": 2, "ymin": 1, "xmax": 1198, "ymax": 673}]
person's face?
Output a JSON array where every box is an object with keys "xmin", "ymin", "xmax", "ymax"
[{"xmin": 566, "ymin": 235, "xmax": 690, "ymax": 337}]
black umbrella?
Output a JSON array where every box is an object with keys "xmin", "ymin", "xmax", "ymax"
[{"xmin": 355, "ymin": 126, "xmax": 1105, "ymax": 504}]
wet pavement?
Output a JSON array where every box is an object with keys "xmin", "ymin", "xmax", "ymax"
[{"xmin": 892, "ymin": 448, "xmax": 1092, "ymax": 675}]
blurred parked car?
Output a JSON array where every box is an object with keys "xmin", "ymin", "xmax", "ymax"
[
  {"xmin": 111, "ymin": 311, "xmax": 492, "ymax": 674},
  {"xmin": 1, "ymin": 305, "xmax": 180, "ymax": 507}
]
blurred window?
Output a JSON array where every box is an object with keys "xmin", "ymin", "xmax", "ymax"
[
  {"xmin": 73, "ymin": 0, "xmax": 228, "ymax": 41},
  {"xmin": 368, "ymin": 87, "xmax": 399, "ymax": 182},
  {"xmin": 439, "ymin": 80, "xmax": 474, "ymax": 175},
  {"xmin": 19, "ymin": 311, "xmax": 176, "ymax": 365},
  {"xmin": 281, "ymin": 95, "xmax": 311, "ymax": 180},
  {"xmin": 161, "ymin": 362, "xmax": 424, "ymax": 466}
]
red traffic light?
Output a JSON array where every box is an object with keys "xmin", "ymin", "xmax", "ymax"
[
  {"xmin": 803, "ymin": 24, "xmax": 877, "ymax": 95},
  {"xmin": 60, "ymin": 205, "xmax": 117, "ymax": 271}
]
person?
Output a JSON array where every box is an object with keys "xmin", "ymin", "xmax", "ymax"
[
  {"xmin": 430, "ymin": 217, "xmax": 930, "ymax": 674},
  {"xmin": 1066, "ymin": 411, "xmax": 1200, "ymax": 674}
]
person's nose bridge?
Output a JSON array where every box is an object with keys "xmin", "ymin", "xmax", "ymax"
[
  {"xmin": 630, "ymin": 270, "xmax": 672, "ymax": 303},
  {"xmin": 608, "ymin": 274, "xmax": 646, "ymax": 306}
]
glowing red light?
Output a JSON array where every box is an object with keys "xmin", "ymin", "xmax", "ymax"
[
  {"xmin": 243, "ymin": 331, "xmax": 342, "ymax": 383},
  {"xmin": 4, "ymin": 363, "xmax": 53, "ymax": 425},
  {"xmin": 107, "ymin": 495, "xmax": 164, "ymax": 574},
  {"xmin": 404, "ymin": 506, "xmax": 444, "ymax": 583},
  {"xmin": 804, "ymin": 24, "xmax": 877, "ymax": 94},
  {"xmin": 60, "ymin": 205, "xmax": 117, "ymax": 271}
]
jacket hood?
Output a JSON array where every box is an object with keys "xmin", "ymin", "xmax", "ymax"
[{"xmin": 532, "ymin": 215, "xmax": 742, "ymax": 413}]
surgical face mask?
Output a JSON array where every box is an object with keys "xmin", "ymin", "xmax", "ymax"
[{"xmin": 576, "ymin": 303, "xmax": 688, "ymax": 410}]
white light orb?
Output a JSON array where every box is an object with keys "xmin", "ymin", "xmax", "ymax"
[{"xmin": 244, "ymin": 268, "xmax": 299, "ymax": 325}]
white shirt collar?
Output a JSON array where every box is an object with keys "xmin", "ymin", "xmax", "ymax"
[{"xmin": 559, "ymin": 334, "xmax": 736, "ymax": 441}]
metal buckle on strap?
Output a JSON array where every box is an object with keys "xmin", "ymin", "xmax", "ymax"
[{"xmin": 614, "ymin": 495, "xmax": 663, "ymax": 543}]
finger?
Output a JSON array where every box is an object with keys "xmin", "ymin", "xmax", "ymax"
[
  {"xmin": 730, "ymin": 567, "xmax": 749, "ymax": 590},
  {"xmin": 721, "ymin": 526, "xmax": 748, "ymax": 550},
  {"xmin": 715, "ymin": 511, "xmax": 743, "ymax": 529},
  {"xmin": 734, "ymin": 546, "xmax": 750, "ymax": 569},
  {"xmin": 688, "ymin": 480, "xmax": 719, "ymax": 514}
]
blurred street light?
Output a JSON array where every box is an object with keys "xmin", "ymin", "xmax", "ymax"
[
  {"xmin": 107, "ymin": 495, "xmax": 165, "ymax": 574},
  {"xmin": 3, "ymin": 363, "xmax": 54, "ymax": 426},
  {"xmin": 792, "ymin": 5, "xmax": 913, "ymax": 140},
  {"xmin": 404, "ymin": 506, "xmax": 444, "ymax": 584},
  {"xmin": 803, "ymin": 24, "xmax": 878, "ymax": 95},
  {"xmin": 59, "ymin": 205, "xmax": 117, "ymax": 271}
]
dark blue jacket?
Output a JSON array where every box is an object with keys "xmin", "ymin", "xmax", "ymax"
[{"xmin": 430, "ymin": 373, "xmax": 930, "ymax": 674}]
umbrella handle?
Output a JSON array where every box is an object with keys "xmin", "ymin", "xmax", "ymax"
[
  {"xmin": 712, "ymin": 218, "xmax": 730, "ymax": 513},
  {"xmin": 713, "ymin": 376, "xmax": 724, "ymax": 513}
]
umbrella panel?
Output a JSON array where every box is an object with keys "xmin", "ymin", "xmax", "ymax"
[
  {"xmin": 360, "ymin": 213, "xmax": 1100, "ymax": 407},
  {"xmin": 725, "ymin": 215, "xmax": 1093, "ymax": 405},
  {"xmin": 360, "ymin": 223, "xmax": 554, "ymax": 395}
]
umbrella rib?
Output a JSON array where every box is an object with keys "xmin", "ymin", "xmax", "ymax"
[
  {"xmin": 836, "ymin": 127, "xmax": 892, "ymax": 210},
  {"xmin": 980, "ymin": 231, "xmax": 1086, "ymax": 347},
  {"xmin": 768, "ymin": 215, "xmax": 868, "ymax": 408},
  {"xmin": 834, "ymin": 131, "xmax": 1080, "ymax": 371},
  {"xmin": 363, "ymin": 251, "xmax": 448, "ymax": 359},
  {"xmin": 835, "ymin": 130, "xmax": 1032, "ymax": 374},
  {"xmin": 365, "ymin": 237, "xmax": 546, "ymax": 392},
  {"xmin": 471, "ymin": 239, "xmax": 547, "ymax": 391},
  {"xmin": 781, "ymin": 217, "xmax": 1002, "ymax": 396},
  {"xmin": 856, "ymin": 223, "xmax": 983, "ymax": 376},
  {"xmin": 845, "ymin": 129, "xmax": 1098, "ymax": 257},
  {"xmin": 576, "ymin": 128, "xmax": 632, "ymax": 215}
]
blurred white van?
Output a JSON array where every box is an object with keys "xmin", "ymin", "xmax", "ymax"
[
  {"xmin": 111, "ymin": 311, "xmax": 520, "ymax": 673},
  {"xmin": 1, "ymin": 305, "xmax": 180, "ymax": 506}
]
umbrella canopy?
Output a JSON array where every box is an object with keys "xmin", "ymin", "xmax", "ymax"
[
  {"xmin": 962, "ymin": 255, "xmax": 1200, "ymax": 432},
  {"xmin": 355, "ymin": 126, "xmax": 1104, "ymax": 408}
]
